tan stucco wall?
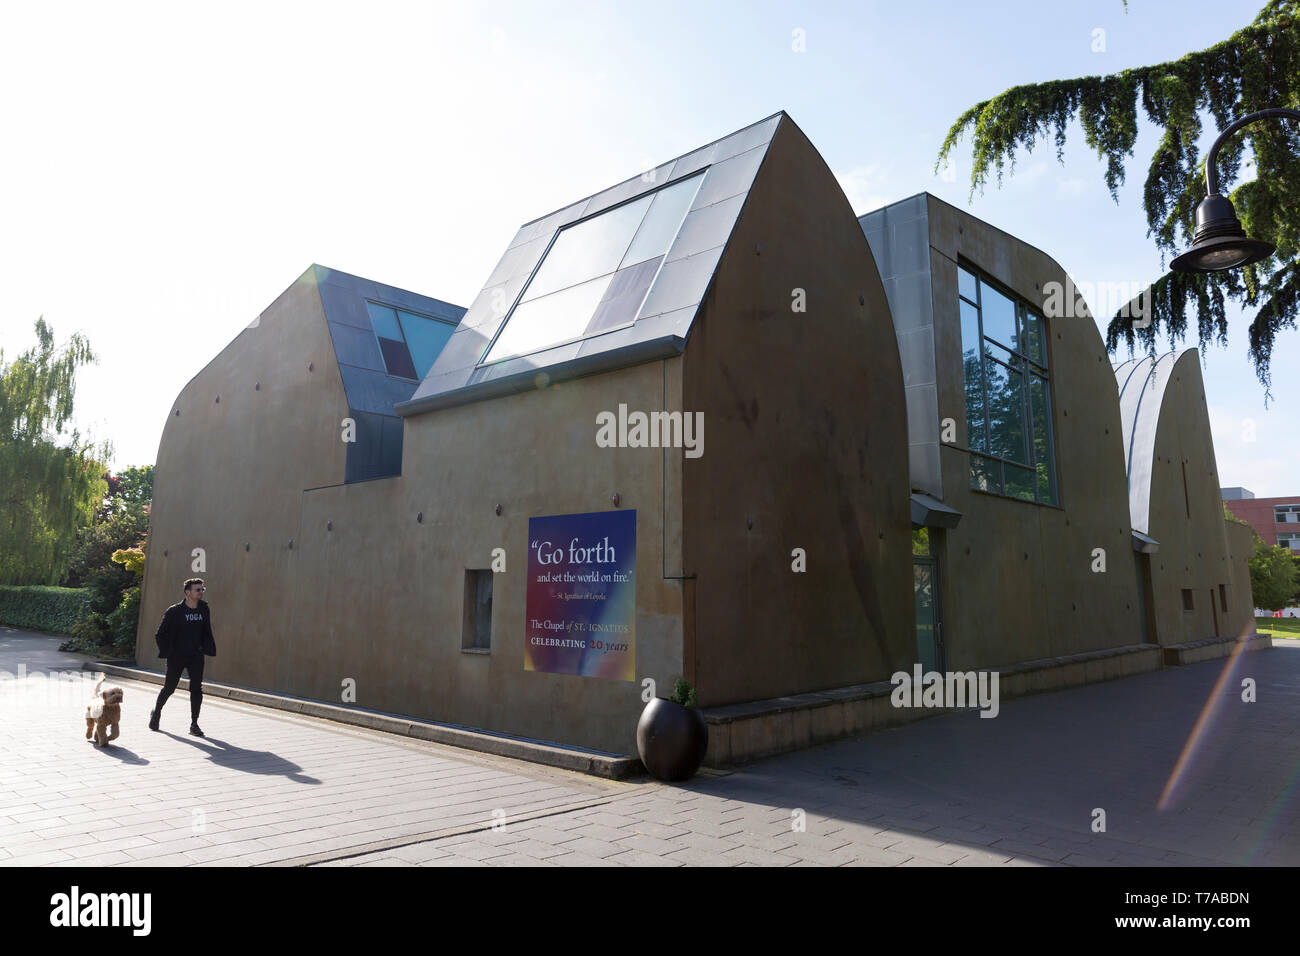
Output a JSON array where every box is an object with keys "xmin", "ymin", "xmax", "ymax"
[
  {"xmin": 681, "ymin": 119, "xmax": 914, "ymax": 703},
  {"xmin": 925, "ymin": 197, "xmax": 1146, "ymax": 668},
  {"xmin": 1225, "ymin": 520, "xmax": 1257, "ymax": 636},
  {"xmin": 1145, "ymin": 352, "xmax": 1252, "ymax": 643},
  {"xmin": 138, "ymin": 268, "xmax": 349, "ymax": 687},
  {"xmin": 142, "ymin": 295, "xmax": 683, "ymax": 753},
  {"xmin": 285, "ymin": 359, "xmax": 685, "ymax": 754}
]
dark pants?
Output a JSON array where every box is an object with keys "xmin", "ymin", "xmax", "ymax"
[{"xmin": 155, "ymin": 653, "xmax": 205, "ymax": 720}]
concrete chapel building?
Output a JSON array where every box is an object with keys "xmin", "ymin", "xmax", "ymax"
[{"xmin": 137, "ymin": 112, "xmax": 1265, "ymax": 768}]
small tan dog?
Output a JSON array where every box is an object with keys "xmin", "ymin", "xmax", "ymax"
[{"xmin": 84, "ymin": 677, "xmax": 124, "ymax": 747}]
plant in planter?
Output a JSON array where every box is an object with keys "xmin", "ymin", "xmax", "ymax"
[{"xmin": 636, "ymin": 677, "xmax": 708, "ymax": 782}]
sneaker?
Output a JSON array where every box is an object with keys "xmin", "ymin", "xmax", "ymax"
[
  {"xmin": 189, "ymin": 721, "xmax": 205, "ymax": 737},
  {"xmin": 148, "ymin": 709, "xmax": 160, "ymax": 732}
]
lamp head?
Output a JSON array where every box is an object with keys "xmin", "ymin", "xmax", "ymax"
[{"xmin": 1171, "ymin": 193, "xmax": 1274, "ymax": 273}]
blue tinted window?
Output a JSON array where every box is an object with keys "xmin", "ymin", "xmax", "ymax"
[
  {"xmin": 366, "ymin": 302, "xmax": 403, "ymax": 340},
  {"xmin": 377, "ymin": 337, "xmax": 417, "ymax": 380},
  {"xmin": 398, "ymin": 312, "xmax": 455, "ymax": 379}
]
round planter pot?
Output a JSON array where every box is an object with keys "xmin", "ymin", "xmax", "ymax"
[{"xmin": 636, "ymin": 697, "xmax": 708, "ymax": 782}]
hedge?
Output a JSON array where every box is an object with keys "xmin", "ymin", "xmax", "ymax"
[{"xmin": 0, "ymin": 585, "xmax": 93, "ymax": 634}]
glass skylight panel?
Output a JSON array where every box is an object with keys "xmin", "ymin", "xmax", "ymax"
[
  {"xmin": 585, "ymin": 257, "xmax": 662, "ymax": 335},
  {"xmin": 524, "ymin": 196, "xmax": 653, "ymax": 300},
  {"xmin": 620, "ymin": 176, "xmax": 701, "ymax": 268},
  {"xmin": 486, "ymin": 275, "xmax": 614, "ymax": 362},
  {"xmin": 483, "ymin": 171, "xmax": 705, "ymax": 364}
]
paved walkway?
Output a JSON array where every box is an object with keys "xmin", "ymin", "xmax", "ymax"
[{"xmin": 2, "ymin": 625, "xmax": 1297, "ymax": 866}]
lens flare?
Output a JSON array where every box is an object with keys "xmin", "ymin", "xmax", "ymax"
[{"xmin": 1157, "ymin": 624, "xmax": 1256, "ymax": 812}]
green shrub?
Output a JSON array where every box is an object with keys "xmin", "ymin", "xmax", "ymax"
[
  {"xmin": 669, "ymin": 677, "xmax": 699, "ymax": 708},
  {"xmin": 85, "ymin": 564, "xmax": 134, "ymax": 615},
  {"xmin": 0, "ymin": 585, "xmax": 92, "ymax": 633},
  {"xmin": 106, "ymin": 586, "xmax": 141, "ymax": 655},
  {"xmin": 60, "ymin": 611, "xmax": 111, "ymax": 653}
]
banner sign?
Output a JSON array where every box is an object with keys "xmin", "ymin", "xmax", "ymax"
[{"xmin": 525, "ymin": 509, "xmax": 636, "ymax": 680}]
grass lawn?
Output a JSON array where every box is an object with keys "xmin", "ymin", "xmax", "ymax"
[{"xmin": 1256, "ymin": 617, "xmax": 1300, "ymax": 640}]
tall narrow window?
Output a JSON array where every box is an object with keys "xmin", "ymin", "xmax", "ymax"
[
  {"xmin": 958, "ymin": 263, "xmax": 1057, "ymax": 504},
  {"xmin": 462, "ymin": 570, "xmax": 493, "ymax": 651}
]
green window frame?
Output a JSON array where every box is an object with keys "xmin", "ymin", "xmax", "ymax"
[{"xmin": 958, "ymin": 261, "xmax": 1058, "ymax": 505}]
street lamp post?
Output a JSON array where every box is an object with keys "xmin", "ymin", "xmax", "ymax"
[{"xmin": 1170, "ymin": 107, "xmax": 1299, "ymax": 274}]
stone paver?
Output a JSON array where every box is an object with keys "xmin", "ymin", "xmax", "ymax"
[
  {"xmin": 4, "ymin": 627, "xmax": 1299, "ymax": 866},
  {"xmin": 0, "ymin": 628, "xmax": 615, "ymax": 867}
]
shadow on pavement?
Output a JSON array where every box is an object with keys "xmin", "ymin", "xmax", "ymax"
[
  {"xmin": 159, "ymin": 733, "xmax": 322, "ymax": 784},
  {"xmin": 85, "ymin": 742, "xmax": 149, "ymax": 765}
]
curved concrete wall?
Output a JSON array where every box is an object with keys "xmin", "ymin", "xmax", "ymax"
[
  {"xmin": 1136, "ymin": 351, "xmax": 1252, "ymax": 643},
  {"xmin": 138, "ymin": 268, "xmax": 350, "ymax": 688},
  {"xmin": 682, "ymin": 117, "xmax": 913, "ymax": 704}
]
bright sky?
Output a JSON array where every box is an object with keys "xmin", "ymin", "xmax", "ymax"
[{"xmin": 1, "ymin": 0, "xmax": 1293, "ymax": 496}]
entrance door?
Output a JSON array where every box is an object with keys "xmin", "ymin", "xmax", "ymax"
[
  {"xmin": 1134, "ymin": 552, "xmax": 1157, "ymax": 643},
  {"xmin": 913, "ymin": 557, "xmax": 943, "ymax": 672}
]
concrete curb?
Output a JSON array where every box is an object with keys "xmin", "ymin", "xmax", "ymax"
[{"xmin": 83, "ymin": 661, "xmax": 643, "ymax": 781}]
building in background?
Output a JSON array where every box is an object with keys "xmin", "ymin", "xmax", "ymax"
[{"xmin": 1224, "ymin": 492, "xmax": 1300, "ymax": 553}]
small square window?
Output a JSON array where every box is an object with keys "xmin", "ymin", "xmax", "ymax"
[
  {"xmin": 1181, "ymin": 589, "xmax": 1195, "ymax": 612},
  {"xmin": 462, "ymin": 570, "xmax": 493, "ymax": 650}
]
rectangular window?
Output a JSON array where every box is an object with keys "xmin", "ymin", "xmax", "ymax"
[
  {"xmin": 462, "ymin": 570, "xmax": 493, "ymax": 651},
  {"xmin": 1278, "ymin": 532, "xmax": 1300, "ymax": 549},
  {"xmin": 1181, "ymin": 589, "xmax": 1195, "ymax": 612},
  {"xmin": 1274, "ymin": 505, "xmax": 1300, "ymax": 523},
  {"xmin": 1219, "ymin": 584, "xmax": 1228, "ymax": 614},
  {"xmin": 483, "ymin": 171, "xmax": 704, "ymax": 364},
  {"xmin": 958, "ymin": 262, "xmax": 1057, "ymax": 504}
]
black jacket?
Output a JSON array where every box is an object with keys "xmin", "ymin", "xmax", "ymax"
[{"xmin": 155, "ymin": 599, "xmax": 217, "ymax": 659}]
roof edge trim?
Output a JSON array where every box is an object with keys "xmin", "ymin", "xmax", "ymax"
[{"xmin": 395, "ymin": 334, "xmax": 687, "ymax": 417}]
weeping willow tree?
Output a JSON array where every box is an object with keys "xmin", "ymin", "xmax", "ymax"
[
  {"xmin": 0, "ymin": 318, "xmax": 110, "ymax": 585},
  {"xmin": 937, "ymin": 1, "xmax": 1300, "ymax": 395}
]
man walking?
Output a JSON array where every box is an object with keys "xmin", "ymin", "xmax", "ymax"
[{"xmin": 149, "ymin": 577, "xmax": 217, "ymax": 736}]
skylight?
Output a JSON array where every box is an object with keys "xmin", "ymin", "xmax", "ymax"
[{"xmin": 482, "ymin": 171, "xmax": 704, "ymax": 363}]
